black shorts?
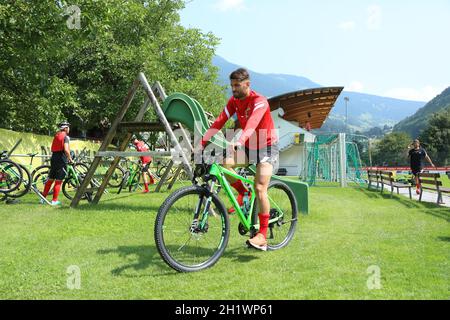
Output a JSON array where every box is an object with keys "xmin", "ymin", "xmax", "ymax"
[
  {"xmin": 411, "ymin": 167, "xmax": 422, "ymax": 176},
  {"xmin": 142, "ymin": 163, "xmax": 150, "ymax": 173},
  {"xmin": 49, "ymin": 152, "xmax": 68, "ymax": 181},
  {"xmin": 245, "ymin": 144, "xmax": 279, "ymax": 165}
]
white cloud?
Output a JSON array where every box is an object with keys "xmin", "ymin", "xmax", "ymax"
[
  {"xmin": 346, "ymin": 81, "xmax": 365, "ymax": 92},
  {"xmin": 367, "ymin": 5, "xmax": 382, "ymax": 30},
  {"xmin": 384, "ymin": 86, "xmax": 445, "ymax": 102},
  {"xmin": 338, "ymin": 20, "xmax": 356, "ymax": 31},
  {"xmin": 215, "ymin": 0, "xmax": 246, "ymax": 12}
]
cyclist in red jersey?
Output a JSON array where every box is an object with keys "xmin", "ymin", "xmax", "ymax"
[
  {"xmin": 198, "ymin": 68, "xmax": 279, "ymax": 251},
  {"xmin": 41, "ymin": 121, "xmax": 74, "ymax": 205},
  {"xmin": 133, "ymin": 139, "xmax": 154, "ymax": 193}
]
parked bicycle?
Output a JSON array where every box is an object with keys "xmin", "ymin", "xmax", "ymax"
[
  {"xmin": 117, "ymin": 159, "xmax": 152, "ymax": 194},
  {"xmin": 31, "ymin": 152, "xmax": 94, "ymax": 202},
  {"xmin": 0, "ymin": 150, "xmax": 23, "ymax": 195},
  {"xmin": 0, "ymin": 139, "xmax": 26, "ymax": 198},
  {"xmin": 60, "ymin": 161, "xmax": 94, "ymax": 202},
  {"xmin": 4, "ymin": 153, "xmax": 39, "ymax": 199},
  {"xmin": 154, "ymin": 159, "xmax": 175, "ymax": 180}
]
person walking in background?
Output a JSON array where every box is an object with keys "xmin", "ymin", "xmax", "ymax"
[
  {"xmin": 41, "ymin": 121, "xmax": 73, "ymax": 205},
  {"xmin": 408, "ymin": 139, "xmax": 435, "ymax": 194},
  {"xmin": 133, "ymin": 138, "xmax": 154, "ymax": 193}
]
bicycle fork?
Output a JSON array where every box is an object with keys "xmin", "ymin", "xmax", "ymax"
[{"xmin": 191, "ymin": 179, "xmax": 217, "ymax": 234}]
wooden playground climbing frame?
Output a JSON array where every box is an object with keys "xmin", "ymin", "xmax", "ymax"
[{"xmin": 70, "ymin": 73, "xmax": 194, "ymax": 208}]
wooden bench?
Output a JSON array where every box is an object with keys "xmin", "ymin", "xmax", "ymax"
[
  {"xmin": 379, "ymin": 170, "xmax": 412, "ymax": 199},
  {"xmin": 367, "ymin": 169, "xmax": 380, "ymax": 190},
  {"xmin": 418, "ymin": 173, "xmax": 450, "ymax": 204}
]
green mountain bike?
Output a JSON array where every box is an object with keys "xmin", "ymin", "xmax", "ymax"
[
  {"xmin": 60, "ymin": 162, "xmax": 95, "ymax": 202},
  {"xmin": 154, "ymin": 162, "xmax": 298, "ymax": 272},
  {"xmin": 117, "ymin": 160, "xmax": 143, "ymax": 194}
]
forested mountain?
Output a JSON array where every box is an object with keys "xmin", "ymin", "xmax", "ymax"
[{"xmin": 393, "ymin": 87, "xmax": 450, "ymax": 138}]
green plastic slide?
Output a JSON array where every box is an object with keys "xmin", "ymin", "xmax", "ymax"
[{"xmin": 162, "ymin": 93, "xmax": 309, "ymax": 214}]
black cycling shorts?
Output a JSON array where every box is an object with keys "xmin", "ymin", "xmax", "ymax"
[
  {"xmin": 49, "ymin": 152, "xmax": 68, "ymax": 181},
  {"xmin": 245, "ymin": 144, "xmax": 279, "ymax": 166},
  {"xmin": 142, "ymin": 163, "xmax": 151, "ymax": 173}
]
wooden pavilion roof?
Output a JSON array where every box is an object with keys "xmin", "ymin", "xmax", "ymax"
[{"xmin": 268, "ymin": 87, "xmax": 344, "ymax": 130}]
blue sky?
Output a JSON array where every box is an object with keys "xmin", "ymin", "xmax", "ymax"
[{"xmin": 180, "ymin": 0, "xmax": 450, "ymax": 101}]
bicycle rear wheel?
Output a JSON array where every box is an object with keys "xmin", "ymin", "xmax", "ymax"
[
  {"xmin": 0, "ymin": 160, "xmax": 23, "ymax": 194},
  {"xmin": 62, "ymin": 170, "xmax": 94, "ymax": 201},
  {"xmin": 154, "ymin": 185, "xmax": 230, "ymax": 272},
  {"xmin": 253, "ymin": 180, "xmax": 298, "ymax": 251}
]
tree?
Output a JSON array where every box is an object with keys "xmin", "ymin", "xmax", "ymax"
[
  {"xmin": 0, "ymin": 1, "xmax": 76, "ymax": 133},
  {"xmin": 0, "ymin": 0, "xmax": 227, "ymax": 136},
  {"xmin": 372, "ymin": 132, "xmax": 411, "ymax": 166},
  {"xmin": 420, "ymin": 108, "xmax": 450, "ymax": 166}
]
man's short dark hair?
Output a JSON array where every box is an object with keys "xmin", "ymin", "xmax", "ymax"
[{"xmin": 230, "ymin": 68, "xmax": 250, "ymax": 82}]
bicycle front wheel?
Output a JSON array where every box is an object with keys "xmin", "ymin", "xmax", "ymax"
[{"xmin": 154, "ymin": 185, "xmax": 230, "ymax": 272}]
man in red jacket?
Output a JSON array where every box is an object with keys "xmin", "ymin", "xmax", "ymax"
[
  {"xmin": 41, "ymin": 121, "xmax": 74, "ymax": 205},
  {"xmin": 133, "ymin": 139, "xmax": 154, "ymax": 193},
  {"xmin": 198, "ymin": 68, "xmax": 279, "ymax": 251}
]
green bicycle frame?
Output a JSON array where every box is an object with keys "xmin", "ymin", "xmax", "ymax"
[
  {"xmin": 126, "ymin": 162, "xmax": 141, "ymax": 188},
  {"xmin": 198, "ymin": 163, "xmax": 285, "ymax": 233},
  {"xmin": 66, "ymin": 164, "xmax": 80, "ymax": 185}
]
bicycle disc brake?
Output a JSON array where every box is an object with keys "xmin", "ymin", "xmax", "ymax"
[
  {"xmin": 268, "ymin": 208, "xmax": 281, "ymax": 239},
  {"xmin": 238, "ymin": 223, "xmax": 248, "ymax": 236}
]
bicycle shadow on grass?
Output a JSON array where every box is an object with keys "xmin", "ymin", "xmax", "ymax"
[
  {"xmin": 97, "ymin": 245, "xmax": 175, "ymax": 277},
  {"xmin": 221, "ymin": 245, "xmax": 262, "ymax": 263},
  {"xmin": 73, "ymin": 202, "xmax": 162, "ymax": 213},
  {"xmin": 97, "ymin": 244, "xmax": 261, "ymax": 278}
]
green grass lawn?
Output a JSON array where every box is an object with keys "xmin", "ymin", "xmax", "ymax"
[{"xmin": 0, "ymin": 183, "xmax": 448, "ymax": 300}]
